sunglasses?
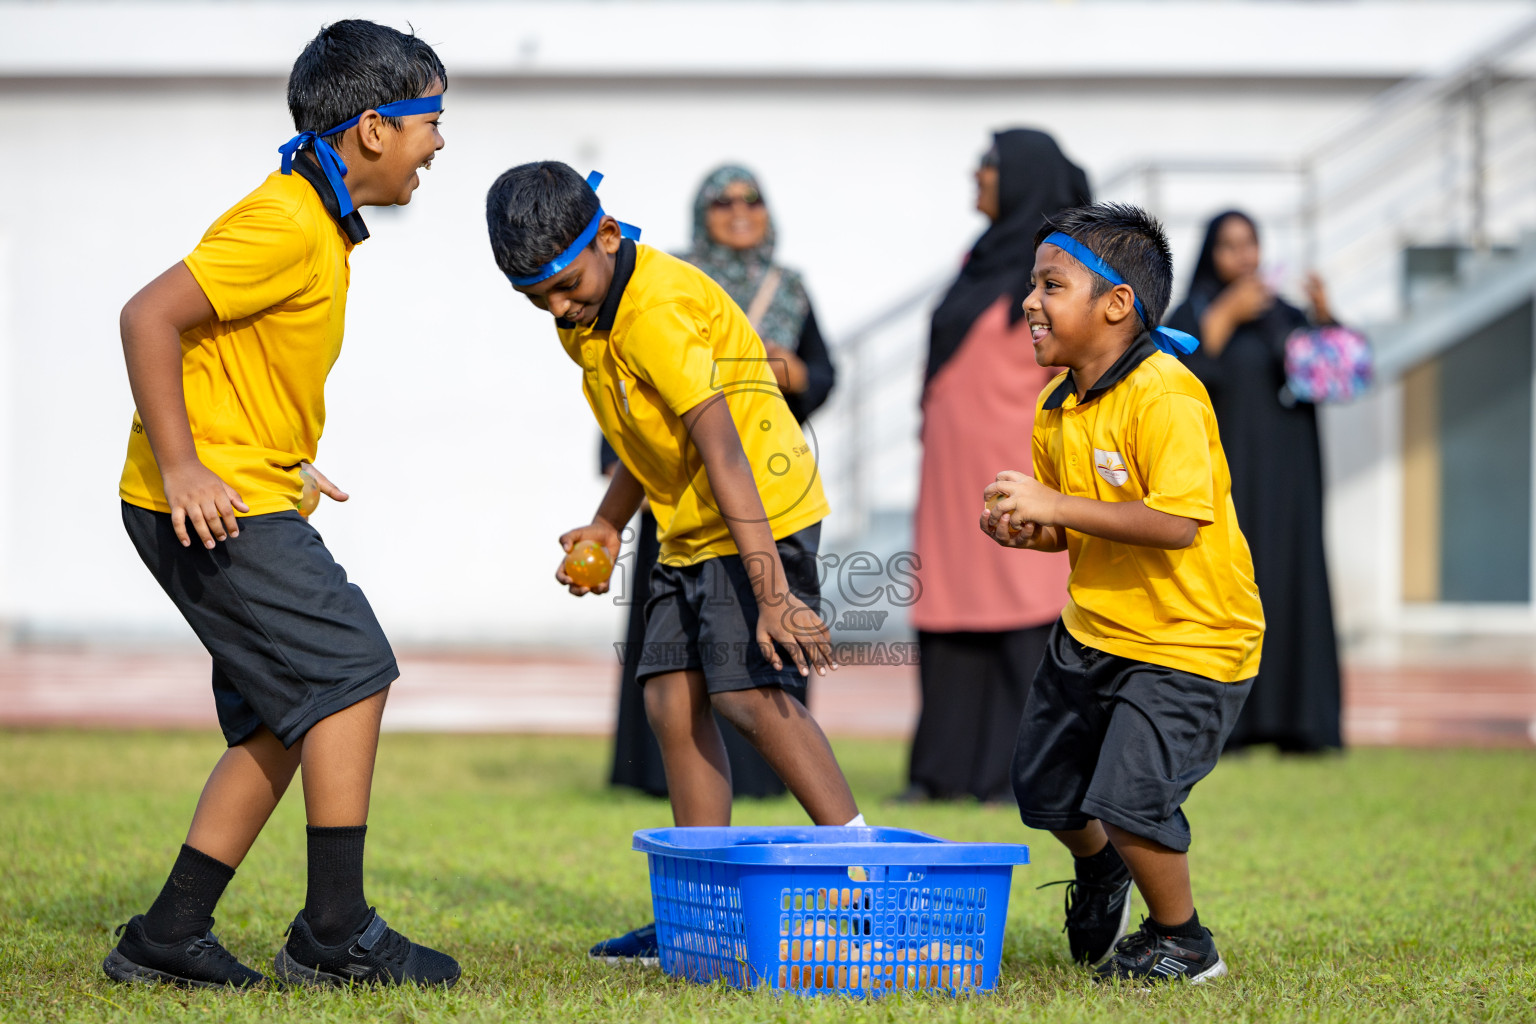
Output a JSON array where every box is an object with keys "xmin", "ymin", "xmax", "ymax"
[
  {"xmin": 710, "ymin": 190, "xmax": 764, "ymax": 210},
  {"xmin": 979, "ymin": 149, "xmax": 1000, "ymax": 170}
]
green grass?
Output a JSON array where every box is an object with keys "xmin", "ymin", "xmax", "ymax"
[{"xmin": 1, "ymin": 731, "xmax": 1533, "ymax": 1023}]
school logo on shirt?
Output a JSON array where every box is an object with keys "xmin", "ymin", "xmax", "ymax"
[{"xmin": 1093, "ymin": 448, "xmax": 1129, "ymax": 487}]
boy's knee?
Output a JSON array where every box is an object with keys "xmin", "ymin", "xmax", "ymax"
[
  {"xmin": 710, "ymin": 687, "xmax": 798, "ymax": 734},
  {"xmin": 708, "ymin": 689, "xmax": 751, "ymax": 729},
  {"xmin": 641, "ymin": 680, "xmax": 674, "ymax": 730},
  {"xmin": 642, "ymin": 672, "xmax": 709, "ymax": 735}
]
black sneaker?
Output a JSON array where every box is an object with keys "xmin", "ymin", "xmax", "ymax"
[
  {"xmin": 102, "ymin": 915, "xmax": 264, "ymax": 989},
  {"xmin": 1040, "ymin": 871, "xmax": 1133, "ymax": 965},
  {"xmin": 1093, "ymin": 918, "xmax": 1227, "ymax": 985},
  {"xmin": 588, "ymin": 922, "xmax": 659, "ymax": 966},
  {"xmin": 271, "ymin": 908, "xmax": 460, "ymax": 988}
]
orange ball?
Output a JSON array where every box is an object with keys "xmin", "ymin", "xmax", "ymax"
[
  {"xmin": 564, "ymin": 540, "xmax": 614, "ymax": 589},
  {"xmin": 299, "ymin": 468, "xmax": 320, "ymax": 517},
  {"xmin": 984, "ymin": 492, "xmax": 1023, "ymax": 533}
]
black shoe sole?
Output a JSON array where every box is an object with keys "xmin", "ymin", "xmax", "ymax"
[
  {"xmin": 271, "ymin": 946, "xmax": 460, "ymax": 989},
  {"xmin": 102, "ymin": 949, "xmax": 262, "ymax": 990}
]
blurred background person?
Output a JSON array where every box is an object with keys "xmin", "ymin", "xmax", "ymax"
[
  {"xmin": 1167, "ymin": 210, "xmax": 1343, "ymax": 754},
  {"xmin": 686, "ymin": 165, "xmax": 836, "ymax": 423},
  {"xmin": 607, "ymin": 164, "xmax": 836, "ymax": 798},
  {"xmin": 902, "ymin": 129, "xmax": 1087, "ymax": 803}
]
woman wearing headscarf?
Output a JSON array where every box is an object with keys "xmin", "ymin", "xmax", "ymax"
[
  {"xmin": 606, "ymin": 164, "xmax": 835, "ymax": 798},
  {"xmin": 683, "ymin": 165, "xmax": 836, "ymax": 420},
  {"xmin": 904, "ymin": 129, "xmax": 1087, "ymax": 803},
  {"xmin": 1165, "ymin": 210, "xmax": 1343, "ymax": 753}
]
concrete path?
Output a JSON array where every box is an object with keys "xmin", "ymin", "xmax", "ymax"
[{"xmin": 3, "ymin": 644, "xmax": 1534, "ymax": 746}]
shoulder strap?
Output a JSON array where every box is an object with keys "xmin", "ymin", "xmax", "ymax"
[{"xmin": 744, "ymin": 267, "xmax": 784, "ymax": 331}]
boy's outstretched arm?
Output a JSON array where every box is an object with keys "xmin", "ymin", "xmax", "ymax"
[
  {"xmin": 121, "ymin": 262, "xmax": 249, "ymax": 549},
  {"xmin": 983, "ymin": 470, "xmax": 1198, "ymax": 550},
  {"xmin": 681, "ymin": 396, "xmax": 833, "ymax": 678},
  {"xmin": 556, "ymin": 461, "xmax": 644, "ymax": 595}
]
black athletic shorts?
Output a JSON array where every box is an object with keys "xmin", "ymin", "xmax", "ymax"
[
  {"xmin": 122, "ymin": 502, "xmax": 399, "ymax": 749},
  {"xmin": 636, "ymin": 523, "xmax": 821, "ymax": 699},
  {"xmin": 1012, "ymin": 619, "xmax": 1252, "ymax": 852}
]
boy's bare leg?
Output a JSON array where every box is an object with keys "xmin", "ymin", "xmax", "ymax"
[
  {"xmin": 1053, "ymin": 822, "xmax": 1192, "ymax": 921},
  {"xmin": 1052, "ymin": 822, "xmax": 1111, "ymax": 858},
  {"xmin": 1104, "ymin": 822, "xmax": 1195, "ymax": 925},
  {"xmin": 127, "ymin": 726, "xmax": 297, "ymax": 954},
  {"xmin": 184, "ymin": 726, "xmax": 302, "ymax": 867},
  {"xmin": 299, "ymin": 686, "xmax": 390, "ymax": 825},
  {"xmin": 644, "ymin": 669, "xmax": 733, "ymax": 826},
  {"xmin": 710, "ymin": 687, "xmax": 859, "ymax": 825}
]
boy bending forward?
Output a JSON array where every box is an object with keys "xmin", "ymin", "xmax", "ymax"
[
  {"xmin": 485, "ymin": 163, "xmax": 863, "ymax": 963},
  {"xmin": 984, "ymin": 204, "xmax": 1264, "ymax": 985},
  {"xmin": 108, "ymin": 21, "xmax": 456, "ymax": 989}
]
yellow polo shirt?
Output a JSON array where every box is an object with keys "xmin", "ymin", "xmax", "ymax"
[
  {"xmin": 559, "ymin": 242, "xmax": 829, "ymax": 564},
  {"xmin": 1032, "ymin": 335, "xmax": 1264, "ymax": 682},
  {"xmin": 119, "ymin": 170, "xmax": 353, "ymax": 515}
]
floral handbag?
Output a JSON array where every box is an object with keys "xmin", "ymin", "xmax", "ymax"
[{"xmin": 1281, "ymin": 324, "xmax": 1372, "ymax": 405}]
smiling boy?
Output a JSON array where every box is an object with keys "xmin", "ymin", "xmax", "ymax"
[
  {"xmin": 485, "ymin": 162, "xmax": 863, "ymax": 964},
  {"xmin": 983, "ymin": 204, "xmax": 1263, "ymax": 985},
  {"xmin": 107, "ymin": 21, "xmax": 457, "ymax": 989}
]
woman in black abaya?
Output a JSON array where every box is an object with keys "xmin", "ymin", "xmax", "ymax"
[
  {"xmin": 1167, "ymin": 210, "xmax": 1343, "ymax": 753},
  {"xmin": 904, "ymin": 129, "xmax": 1088, "ymax": 802}
]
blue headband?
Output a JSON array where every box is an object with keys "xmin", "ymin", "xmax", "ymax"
[
  {"xmin": 278, "ymin": 94, "xmax": 444, "ymax": 220},
  {"xmin": 505, "ymin": 172, "xmax": 642, "ymax": 287},
  {"xmin": 1041, "ymin": 231, "xmax": 1198, "ymax": 357}
]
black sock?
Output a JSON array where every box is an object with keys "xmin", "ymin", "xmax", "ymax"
[
  {"xmin": 304, "ymin": 825, "xmax": 370, "ymax": 946},
  {"xmin": 140, "ymin": 844, "xmax": 236, "ymax": 944},
  {"xmin": 1149, "ymin": 908, "xmax": 1204, "ymax": 940},
  {"xmin": 1073, "ymin": 842, "xmax": 1129, "ymax": 885}
]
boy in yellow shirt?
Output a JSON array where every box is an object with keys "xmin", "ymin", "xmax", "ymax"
[
  {"xmin": 108, "ymin": 21, "xmax": 457, "ymax": 989},
  {"xmin": 485, "ymin": 162, "xmax": 863, "ymax": 964},
  {"xmin": 984, "ymin": 204, "xmax": 1264, "ymax": 985}
]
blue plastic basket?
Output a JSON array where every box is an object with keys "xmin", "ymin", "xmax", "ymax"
[{"xmin": 633, "ymin": 826, "xmax": 1028, "ymax": 996}]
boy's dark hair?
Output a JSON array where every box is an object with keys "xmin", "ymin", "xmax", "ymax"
[
  {"xmin": 1035, "ymin": 203, "xmax": 1174, "ymax": 328},
  {"xmin": 288, "ymin": 20, "xmax": 447, "ymax": 137},
  {"xmin": 485, "ymin": 162, "xmax": 601, "ymax": 279}
]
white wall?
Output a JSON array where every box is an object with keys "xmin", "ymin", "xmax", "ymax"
[
  {"xmin": 2, "ymin": 0, "xmax": 1532, "ymax": 645},
  {"xmin": 0, "ymin": 232, "xmax": 13, "ymax": 638}
]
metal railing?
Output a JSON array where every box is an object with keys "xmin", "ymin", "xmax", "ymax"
[
  {"xmin": 1098, "ymin": 15, "xmax": 1536, "ymax": 322},
  {"xmin": 820, "ymin": 17, "xmax": 1536, "ymax": 539}
]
